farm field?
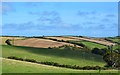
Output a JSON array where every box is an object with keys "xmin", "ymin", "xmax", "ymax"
[
  {"xmin": 69, "ymin": 36, "xmax": 115, "ymax": 46},
  {"xmin": 0, "ymin": 36, "xmax": 25, "ymax": 45},
  {"xmin": 2, "ymin": 2, "xmax": 119, "ymax": 74},
  {"xmin": 106, "ymin": 37, "xmax": 120, "ymax": 44},
  {"xmin": 2, "ymin": 45, "xmax": 105, "ymax": 67},
  {"xmin": 45, "ymin": 36, "xmax": 77, "ymax": 41},
  {"xmin": 44, "ymin": 36, "xmax": 115, "ymax": 49},
  {"xmin": 44, "ymin": 36, "xmax": 113, "ymax": 50},
  {"xmin": 68, "ymin": 40, "xmax": 107, "ymax": 50},
  {"xmin": 1, "ymin": 36, "xmax": 120, "ymax": 74},
  {"xmin": 2, "ymin": 58, "xmax": 82, "ymax": 73},
  {"xmin": 2, "ymin": 58, "xmax": 118, "ymax": 73},
  {"xmin": 13, "ymin": 38, "xmax": 81, "ymax": 48}
]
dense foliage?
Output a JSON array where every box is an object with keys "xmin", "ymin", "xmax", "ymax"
[
  {"xmin": 5, "ymin": 39, "xmax": 12, "ymax": 45},
  {"xmin": 91, "ymin": 48, "xmax": 107, "ymax": 55},
  {"xmin": 103, "ymin": 51, "xmax": 120, "ymax": 67}
]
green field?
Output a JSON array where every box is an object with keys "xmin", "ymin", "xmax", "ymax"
[
  {"xmin": 1, "ymin": 36, "xmax": 119, "ymax": 73},
  {"xmin": 105, "ymin": 37, "xmax": 120, "ymax": 50},
  {"xmin": 2, "ymin": 58, "xmax": 119, "ymax": 73},
  {"xmin": 68, "ymin": 40, "xmax": 107, "ymax": 50},
  {"xmin": 2, "ymin": 45, "xmax": 105, "ymax": 67},
  {"xmin": 2, "ymin": 58, "xmax": 82, "ymax": 73},
  {"xmin": 106, "ymin": 37, "xmax": 120, "ymax": 44},
  {"xmin": 110, "ymin": 38, "xmax": 119, "ymax": 43}
]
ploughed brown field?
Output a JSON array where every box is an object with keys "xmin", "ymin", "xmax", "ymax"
[
  {"xmin": 14, "ymin": 38, "xmax": 81, "ymax": 48},
  {"xmin": 45, "ymin": 36, "xmax": 115, "ymax": 46}
]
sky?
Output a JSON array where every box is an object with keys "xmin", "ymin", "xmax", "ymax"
[{"xmin": 1, "ymin": 2, "xmax": 118, "ymax": 37}]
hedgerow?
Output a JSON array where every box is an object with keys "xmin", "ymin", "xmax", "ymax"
[{"xmin": 7, "ymin": 56, "xmax": 107, "ymax": 70}]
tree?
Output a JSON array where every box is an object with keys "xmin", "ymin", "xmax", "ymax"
[
  {"xmin": 103, "ymin": 52, "xmax": 120, "ymax": 67},
  {"xmin": 91, "ymin": 48, "xmax": 107, "ymax": 55}
]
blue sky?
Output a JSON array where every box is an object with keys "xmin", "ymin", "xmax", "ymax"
[{"xmin": 2, "ymin": 2, "xmax": 118, "ymax": 37}]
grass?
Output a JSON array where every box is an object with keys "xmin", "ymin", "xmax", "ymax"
[
  {"xmin": 109, "ymin": 38, "xmax": 119, "ymax": 43},
  {"xmin": 2, "ymin": 58, "xmax": 82, "ymax": 73},
  {"xmin": 2, "ymin": 45, "xmax": 105, "ymax": 67},
  {"xmin": 68, "ymin": 40, "xmax": 107, "ymax": 50},
  {"xmin": 106, "ymin": 37, "xmax": 120, "ymax": 44},
  {"xmin": 2, "ymin": 58, "xmax": 119, "ymax": 73},
  {"xmin": 105, "ymin": 37, "xmax": 120, "ymax": 50},
  {"xmin": 1, "ymin": 36, "xmax": 119, "ymax": 74}
]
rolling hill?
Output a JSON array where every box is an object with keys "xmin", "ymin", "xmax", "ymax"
[{"xmin": 2, "ymin": 45, "xmax": 105, "ymax": 67}]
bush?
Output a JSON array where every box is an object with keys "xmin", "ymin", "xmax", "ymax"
[
  {"xmin": 24, "ymin": 59, "xmax": 36, "ymax": 62},
  {"xmin": 5, "ymin": 39, "xmax": 12, "ymax": 45},
  {"xmin": 92, "ymin": 48, "xmax": 107, "ymax": 55},
  {"xmin": 103, "ymin": 52, "xmax": 120, "ymax": 67},
  {"xmin": 48, "ymin": 47, "xmax": 52, "ymax": 49},
  {"xmin": 7, "ymin": 56, "xmax": 36, "ymax": 62},
  {"xmin": 7, "ymin": 56, "xmax": 24, "ymax": 61}
]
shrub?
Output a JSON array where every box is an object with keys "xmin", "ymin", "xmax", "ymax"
[
  {"xmin": 48, "ymin": 47, "xmax": 52, "ymax": 49},
  {"xmin": 24, "ymin": 59, "xmax": 36, "ymax": 62},
  {"xmin": 7, "ymin": 56, "xmax": 36, "ymax": 62},
  {"xmin": 7, "ymin": 56, "xmax": 24, "ymax": 61},
  {"xmin": 103, "ymin": 52, "xmax": 120, "ymax": 67},
  {"xmin": 83, "ymin": 66, "xmax": 91, "ymax": 70},
  {"xmin": 91, "ymin": 48, "xmax": 107, "ymax": 55},
  {"xmin": 5, "ymin": 39, "xmax": 12, "ymax": 45}
]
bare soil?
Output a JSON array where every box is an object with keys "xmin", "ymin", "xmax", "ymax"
[{"xmin": 14, "ymin": 38, "xmax": 81, "ymax": 48}]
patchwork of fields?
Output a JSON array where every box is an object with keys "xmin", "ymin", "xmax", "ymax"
[
  {"xmin": 45, "ymin": 36, "xmax": 115, "ymax": 46},
  {"xmin": 2, "ymin": 58, "xmax": 118, "ymax": 73},
  {"xmin": 1, "ymin": 36, "xmax": 119, "ymax": 73}
]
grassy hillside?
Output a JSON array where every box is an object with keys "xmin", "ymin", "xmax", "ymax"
[
  {"xmin": 68, "ymin": 40, "xmax": 107, "ymax": 50},
  {"xmin": 2, "ymin": 58, "xmax": 81, "ymax": 73},
  {"xmin": 2, "ymin": 58, "xmax": 118, "ymax": 73},
  {"xmin": 106, "ymin": 37, "xmax": 120, "ymax": 44},
  {"xmin": 2, "ymin": 45, "xmax": 105, "ymax": 67}
]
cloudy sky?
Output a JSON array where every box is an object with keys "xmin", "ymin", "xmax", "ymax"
[{"xmin": 2, "ymin": 2, "xmax": 118, "ymax": 37}]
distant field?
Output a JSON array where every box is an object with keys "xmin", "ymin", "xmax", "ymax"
[
  {"xmin": 13, "ymin": 38, "xmax": 80, "ymax": 48},
  {"xmin": 104, "ymin": 37, "xmax": 120, "ymax": 50},
  {"xmin": 44, "ymin": 36, "xmax": 115, "ymax": 46},
  {"xmin": 68, "ymin": 40, "xmax": 107, "ymax": 50},
  {"xmin": 45, "ymin": 36, "xmax": 108, "ymax": 49},
  {"xmin": 107, "ymin": 38, "xmax": 119, "ymax": 44},
  {"xmin": 0, "ymin": 36, "xmax": 25, "ymax": 45},
  {"xmin": 1, "ymin": 36, "xmax": 120, "ymax": 73},
  {"xmin": 1, "ymin": 36, "xmax": 81, "ymax": 48},
  {"xmin": 45, "ymin": 36, "xmax": 76, "ymax": 41},
  {"xmin": 70, "ymin": 37, "xmax": 115, "ymax": 46},
  {"xmin": 2, "ymin": 45, "xmax": 105, "ymax": 67}
]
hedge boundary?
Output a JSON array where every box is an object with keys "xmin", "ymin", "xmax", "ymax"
[{"xmin": 7, "ymin": 56, "xmax": 109, "ymax": 70}]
